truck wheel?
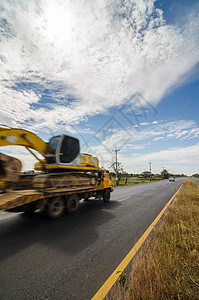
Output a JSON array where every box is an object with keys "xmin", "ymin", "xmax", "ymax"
[
  {"xmin": 44, "ymin": 197, "xmax": 64, "ymax": 219},
  {"xmin": 103, "ymin": 189, "xmax": 111, "ymax": 203},
  {"xmin": 66, "ymin": 194, "xmax": 79, "ymax": 214}
]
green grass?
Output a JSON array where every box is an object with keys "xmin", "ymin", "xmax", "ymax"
[
  {"xmin": 112, "ymin": 177, "xmax": 162, "ymax": 187},
  {"xmin": 108, "ymin": 178, "xmax": 199, "ymax": 299}
]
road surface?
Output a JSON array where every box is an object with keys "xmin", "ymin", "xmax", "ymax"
[{"xmin": 0, "ymin": 178, "xmax": 184, "ymax": 299}]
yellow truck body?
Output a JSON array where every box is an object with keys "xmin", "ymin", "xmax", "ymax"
[{"xmin": 0, "ymin": 169, "xmax": 113, "ymax": 218}]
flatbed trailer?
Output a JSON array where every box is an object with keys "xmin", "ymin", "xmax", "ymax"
[{"xmin": 0, "ymin": 169, "xmax": 113, "ymax": 219}]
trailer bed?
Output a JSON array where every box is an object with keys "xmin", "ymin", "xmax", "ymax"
[{"xmin": 0, "ymin": 185, "xmax": 98, "ymax": 210}]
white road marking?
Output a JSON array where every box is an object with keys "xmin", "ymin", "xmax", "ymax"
[{"xmin": 118, "ymin": 196, "xmax": 132, "ymax": 202}]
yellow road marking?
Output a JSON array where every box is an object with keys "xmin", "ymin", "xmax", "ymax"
[{"xmin": 92, "ymin": 184, "xmax": 182, "ymax": 300}]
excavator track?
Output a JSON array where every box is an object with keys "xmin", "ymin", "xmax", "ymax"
[
  {"xmin": 33, "ymin": 172, "xmax": 99, "ymax": 190},
  {"xmin": 10, "ymin": 172, "xmax": 99, "ymax": 191}
]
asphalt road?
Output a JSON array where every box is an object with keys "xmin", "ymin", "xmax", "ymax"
[
  {"xmin": 192, "ymin": 177, "xmax": 199, "ymax": 185},
  {"xmin": 0, "ymin": 178, "xmax": 184, "ymax": 300}
]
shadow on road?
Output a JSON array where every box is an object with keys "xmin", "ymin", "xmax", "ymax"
[{"xmin": 0, "ymin": 199, "xmax": 120, "ymax": 261}]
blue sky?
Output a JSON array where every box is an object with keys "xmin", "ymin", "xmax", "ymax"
[{"xmin": 0, "ymin": 0, "xmax": 199, "ymax": 175}]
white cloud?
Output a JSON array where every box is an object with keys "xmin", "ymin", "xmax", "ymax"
[
  {"xmin": 0, "ymin": 84, "xmax": 40, "ymax": 127},
  {"xmin": 95, "ymin": 119, "xmax": 199, "ymax": 150},
  {"xmin": 131, "ymin": 145, "xmax": 147, "ymax": 150},
  {"xmin": 0, "ymin": 0, "xmax": 198, "ymax": 130},
  {"xmin": 120, "ymin": 143, "xmax": 199, "ymax": 175},
  {"xmin": 153, "ymin": 136, "xmax": 164, "ymax": 142},
  {"xmin": 79, "ymin": 119, "xmax": 199, "ymax": 174}
]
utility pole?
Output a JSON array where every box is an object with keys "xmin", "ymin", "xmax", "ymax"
[
  {"xmin": 113, "ymin": 147, "xmax": 120, "ymax": 186},
  {"xmin": 148, "ymin": 161, "xmax": 152, "ymax": 182}
]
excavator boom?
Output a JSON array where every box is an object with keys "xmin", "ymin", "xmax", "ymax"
[{"xmin": 0, "ymin": 127, "xmax": 47, "ymax": 158}]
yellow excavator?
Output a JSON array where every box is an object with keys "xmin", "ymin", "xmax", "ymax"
[{"xmin": 0, "ymin": 126, "xmax": 99, "ymax": 192}]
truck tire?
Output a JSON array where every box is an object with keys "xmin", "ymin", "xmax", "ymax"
[
  {"xmin": 103, "ymin": 189, "xmax": 111, "ymax": 203},
  {"xmin": 44, "ymin": 197, "xmax": 64, "ymax": 219},
  {"xmin": 66, "ymin": 194, "xmax": 79, "ymax": 214}
]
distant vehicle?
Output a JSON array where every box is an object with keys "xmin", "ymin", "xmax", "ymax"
[{"xmin": 169, "ymin": 177, "xmax": 175, "ymax": 182}]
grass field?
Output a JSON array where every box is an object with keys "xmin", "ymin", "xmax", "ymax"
[
  {"xmin": 112, "ymin": 177, "xmax": 162, "ymax": 187},
  {"xmin": 109, "ymin": 178, "xmax": 199, "ymax": 299}
]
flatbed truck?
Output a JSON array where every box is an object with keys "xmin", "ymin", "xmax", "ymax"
[{"xmin": 0, "ymin": 169, "xmax": 113, "ymax": 219}]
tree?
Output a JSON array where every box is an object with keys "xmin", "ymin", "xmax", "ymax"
[
  {"xmin": 161, "ymin": 169, "xmax": 170, "ymax": 179},
  {"xmin": 192, "ymin": 173, "xmax": 199, "ymax": 178},
  {"xmin": 141, "ymin": 171, "xmax": 151, "ymax": 178}
]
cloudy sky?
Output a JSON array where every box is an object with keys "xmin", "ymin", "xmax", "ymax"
[{"xmin": 0, "ymin": 0, "xmax": 199, "ymax": 175}]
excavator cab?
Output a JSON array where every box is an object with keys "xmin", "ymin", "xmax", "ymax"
[
  {"xmin": 0, "ymin": 127, "xmax": 99, "ymax": 184},
  {"xmin": 45, "ymin": 134, "xmax": 81, "ymax": 165}
]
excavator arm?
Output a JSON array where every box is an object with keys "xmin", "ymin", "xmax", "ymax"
[{"xmin": 0, "ymin": 127, "xmax": 47, "ymax": 158}]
